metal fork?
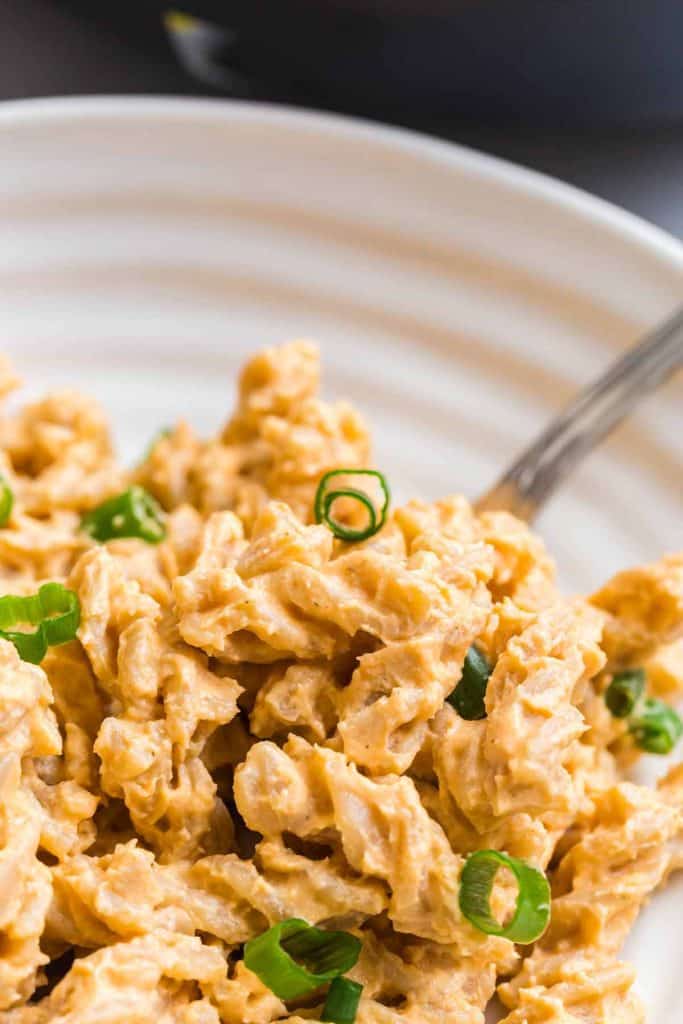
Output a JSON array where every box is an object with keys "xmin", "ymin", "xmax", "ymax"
[{"xmin": 476, "ymin": 305, "xmax": 683, "ymax": 521}]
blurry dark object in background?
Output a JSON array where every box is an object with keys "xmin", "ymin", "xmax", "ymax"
[{"xmin": 61, "ymin": 0, "xmax": 683, "ymax": 127}]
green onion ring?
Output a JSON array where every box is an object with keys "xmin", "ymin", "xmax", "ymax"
[
  {"xmin": 314, "ymin": 469, "xmax": 390, "ymax": 542},
  {"xmin": 604, "ymin": 668, "xmax": 682, "ymax": 754},
  {"xmin": 605, "ymin": 669, "xmax": 646, "ymax": 719},
  {"xmin": 0, "ymin": 583, "xmax": 80, "ymax": 664},
  {"xmin": 81, "ymin": 486, "xmax": 166, "ymax": 544},
  {"xmin": 629, "ymin": 697, "xmax": 683, "ymax": 755},
  {"xmin": 0, "ymin": 476, "xmax": 13, "ymax": 528},
  {"xmin": 459, "ymin": 849, "xmax": 551, "ymax": 944},
  {"xmin": 244, "ymin": 918, "xmax": 362, "ymax": 1001},
  {"xmin": 322, "ymin": 977, "xmax": 363, "ymax": 1023},
  {"xmin": 447, "ymin": 645, "xmax": 491, "ymax": 720}
]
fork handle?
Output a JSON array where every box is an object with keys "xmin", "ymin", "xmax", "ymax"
[{"xmin": 476, "ymin": 305, "xmax": 683, "ymax": 521}]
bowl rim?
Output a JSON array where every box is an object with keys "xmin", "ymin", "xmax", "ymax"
[{"xmin": 1, "ymin": 94, "xmax": 682, "ymax": 277}]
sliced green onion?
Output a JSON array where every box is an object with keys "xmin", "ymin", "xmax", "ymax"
[
  {"xmin": 244, "ymin": 919, "xmax": 361, "ymax": 1001},
  {"xmin": 38, "ymin": 583, "xmax": 81, "ymax": 647},
  {"xmin": 314, "ymin": 469, "xmax": 390, "ymax": 542},
  {"xmin": 0, "ymin": 583, "xmax": 80, "ymax": 664},
  {"xmin": 0, "ymin": 476, "xmax": 13, "ymax": 527},
  {"xmin": 459, "ymin": 849, "xmax": 550, "ymax": 944},
  {"xmin": 629, "ymin": 697, "xmax": 683, "ymax": 755},
  {"xmin": 605, "ymin": 669, "xmax": 646, "ymax": 718},
  {"xmin": 322, "ymin": 977, "xmax": 363, "ymax": 1023},
  {"xmin": 447, "ymin": 645, "xmax": 491, "ymax": 720},
  {"xmin": 604, "ymin": 669, "xmax": 682, "ymax": 754},
  {"xmin": 81, "ymin": 486, "xmax": 166, "ymax": 544}
]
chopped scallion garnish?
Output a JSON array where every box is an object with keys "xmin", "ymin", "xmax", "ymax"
[
  {"xmin": 322, "ymin": 977, "xmax": 363, "ymax": 1023},
  {"xmin": 81, "ymin": 486, "xmax": 166, "ymax": 544},
  {"xmin": 0, "ymin": 583, "xmax": 80, "ymax": 664},
  {"xmin": 0, "ymin": 476, "xmax": 13, "ymax": 527},
  {"xmin": 459, "ymin": 849, "xmax": 550, "ymax": 944},
  {"xmin": 243, "ymin": 919, "xmax": 361, "ymax": 1001},
  {"xmin": 629, "ymin": 697, "xmax": 683, "ymax": 755},
  {"xmin": 605, "ymin": 669, "xmax": 645, "ymax": 718},
  {"xmin": 447, "ymin": 645, "xmax": 491, "ymax": 720},
  {"xmin": 314, "ymin": 469, "xmax": 390, "ymax": 542},
  {"xmin": 604, "ymin": 668, "xmax": 682, "ymax": 754}
]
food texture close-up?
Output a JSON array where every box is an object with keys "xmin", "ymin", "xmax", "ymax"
[{"xmin": 0, "ymin": 341, "xmax": 681, "ymax": 1024}]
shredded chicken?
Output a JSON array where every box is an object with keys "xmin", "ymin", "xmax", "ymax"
[{"xmin": 0, "ymin": 342, "xmax": 680, "ymax": 1024}]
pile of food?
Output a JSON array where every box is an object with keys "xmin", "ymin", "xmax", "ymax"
[{"xmin": 1, "ymin": 341, "xmax": 681, "ymax": 1024}]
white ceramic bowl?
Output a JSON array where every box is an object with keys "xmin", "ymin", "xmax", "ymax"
[{"xmin": 0, "ymin": 96, "xmax": 681, "ymax": 1020}]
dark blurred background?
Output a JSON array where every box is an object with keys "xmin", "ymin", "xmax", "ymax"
[{"xmin": 3, "ymin": 0, "xmax": 683, "ymax": 238}]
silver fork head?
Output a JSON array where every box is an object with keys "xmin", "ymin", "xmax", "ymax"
[{"xmin": 475, "ymin": 305, "xmax": 683, "ymax": 521}]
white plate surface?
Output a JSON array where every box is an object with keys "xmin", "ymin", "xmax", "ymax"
[{"xmin": 0, "ymin": 96, "xmax": 681, "ymax": 1020}]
